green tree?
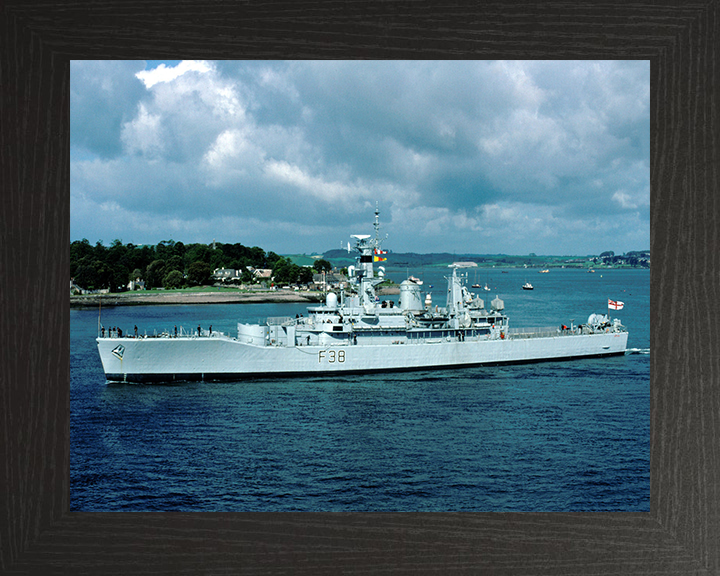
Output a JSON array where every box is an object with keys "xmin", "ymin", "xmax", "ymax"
[
  {"xmin": 95, "ymin": 261, "xmax": 113, "ymax": 290},
  {"xmin": 166, "ymin": 255, "xmax": 184, "ymax": 274},
  {"xmin": 187, "ymin": 261, "xmax": 212, "ymax": 286},
  {"xmin": 163, "ymin": 270, "xmax": 184, "ymax": 289},
  {"xmin": 285, "ymin": 263, "xmax": 301, "ymax": 284},
  {"xmin": 313, "ymin": 259, "xmax": 332, "ymax": 273},
  {"xmin": 145, "ymin": 259, "xmax": 166, "ymax": 289},
  {"xmin": 74, "ymin": 256, "xmax": 100, "ymax": 289},
  {"xmin": 112, "ymin": 265, "xmax": 129, "ymax": 292},
  {"xmin": 246, "ymin": 246, "xmax": 265, "ymax": 267},
  {"xmin": 298, "ymin": 267, "xmax": 314, "ymax": 285},
  {"xmin": 271, "ymin": 257, "xmax": 305, "ymax": 285},
  {"xmin": 209, "ymin": 248, "xmax": 225, "ymax": 270},
  {"xmin": 271, "ymin": 258, "xmax": 291, "ymax": 284},
  {"xmin": 70, "ymin": 238, "xmax": 93, "ymax": 263},
  {"xmin": 185, "ymin": 244, "xmax": 211, "ymax": 267},
  {"xmin": 241, "ymin": 268, "xmax": 255, "ymax": 283},
  {"xmin": 266, "ymin": 251, "xmax": 283, "ymax": 267}
]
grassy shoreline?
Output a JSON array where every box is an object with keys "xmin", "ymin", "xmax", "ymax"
[{"xmin": 70, "ymin": 289, "xmax": 326, "ymax": 308}]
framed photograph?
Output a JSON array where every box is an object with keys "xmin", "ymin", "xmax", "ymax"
[{"xmin": 2, "ymin": 2, "xmax": 716, "ymax": 574}]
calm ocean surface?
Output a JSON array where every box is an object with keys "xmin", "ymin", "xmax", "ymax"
[{"xmin": 71, "ymin": 267, "xmax": 649, "ymax": 512}]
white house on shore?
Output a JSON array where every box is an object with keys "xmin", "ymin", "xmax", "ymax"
[
  {"xmin": 127, "ymin": 278, "xmax": 146, "ymax": 291},
  {"xmin": 253, "ymin": 268, "xmax": 273, "ymax": 280},
  {"xmin": 70, "ymin": 279, "xmax": 109, "ymax": 295},
  {"xmin": 213, "ymin": 268, "xmax": 240, "ymax": 281},
  {"xmin": 212, "ymin": 267, "xmax": 273, "ymax": 283},
  {"xmin": 312, "ymin": 273, "xmax": 347, "ymax": 291}
]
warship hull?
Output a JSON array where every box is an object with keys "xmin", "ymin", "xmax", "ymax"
[{"xmin": 97, "ymin": 330, "xmax": 628, "ymax": 383}]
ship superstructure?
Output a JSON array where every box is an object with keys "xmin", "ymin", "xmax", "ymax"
[{"xmin": 97, "ymin": 207, "xmax": 628, "ymax": 383}]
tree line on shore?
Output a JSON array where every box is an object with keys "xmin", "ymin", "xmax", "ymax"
[{"xmin": 70, "ymin": 239, "xmax": 329, "ymax": 292}]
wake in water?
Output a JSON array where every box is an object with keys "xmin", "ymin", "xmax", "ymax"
[{"xmin": 626, "ymin": 348, "xmax": 650, "ymax": 355}]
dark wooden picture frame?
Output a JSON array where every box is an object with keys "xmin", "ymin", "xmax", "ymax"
[{"xmin": 2, "ymin": 2, "xmax": 717, "ymax": 574}]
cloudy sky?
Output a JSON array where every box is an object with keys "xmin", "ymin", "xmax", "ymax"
[{"xmin": 71, "ymin": 60, "xmax": 649, "ymax": 256}]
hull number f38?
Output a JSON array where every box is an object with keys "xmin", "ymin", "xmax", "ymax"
[{"xmin": 319, "ymin": 350, "xmax": 346, "ymax": 363}]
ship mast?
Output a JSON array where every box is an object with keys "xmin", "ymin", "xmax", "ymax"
[
  {"xmin": 373, "ymin": 202, "xmax": 380, "ymax": 247},
  {"xmin": 350, "ymin": 204, "xmax": 386, "ymax": 311}
]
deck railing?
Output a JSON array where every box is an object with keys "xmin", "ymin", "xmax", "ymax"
[
  {"xmin": 507, "ymin": 326, "xmax": 567, "ymax": 339},
  {"xmin": 266, "ymin": 316, "xmax": 296, "ymax": 326}
]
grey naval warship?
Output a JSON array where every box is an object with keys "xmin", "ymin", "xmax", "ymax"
[{"xmin": 97, "ymin": 207, "xmax": 628, "ymax": 383}]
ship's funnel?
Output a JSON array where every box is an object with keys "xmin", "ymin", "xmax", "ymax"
[{"xmin": 399, "ymin": 280, "xmax": 423, "ymax": 311}]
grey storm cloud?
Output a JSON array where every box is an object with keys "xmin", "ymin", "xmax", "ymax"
[
  {"xmin": 71, "ymin": 60, "xmax": 149, "ymax": 159},
  {"xmin": 71, "ymin": 60, "xmax": 649, "ymax": 255}
]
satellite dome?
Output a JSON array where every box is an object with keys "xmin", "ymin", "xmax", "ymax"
[{"xmin": 326, "ymin": 292, "xmax": 338, "ymax": 310}]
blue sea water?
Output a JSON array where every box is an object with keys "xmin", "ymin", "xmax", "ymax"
[{"xmin": 70, "ymin": 267, "xmax": 649, "ymax": 511}]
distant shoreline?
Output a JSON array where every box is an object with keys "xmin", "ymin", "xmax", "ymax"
[
  {"xmin": 70, "ymin": 287, "xmax": 402, "ymax": 308},
  {"xmin": 70, "ymin": 290, "xmax": 326, "ymax": 308}
]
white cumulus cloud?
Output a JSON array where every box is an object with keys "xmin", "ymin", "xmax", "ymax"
[{"xmin": 135, "ymin": 60, "xmax": 212, "ymax": 88}]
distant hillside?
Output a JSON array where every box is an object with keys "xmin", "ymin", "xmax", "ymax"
[
  {"xmin": 322, "ymin": 249, "xmax": 650, "ymax": 269},
  {"xmin": 285, "ymin": 254, "xmax": 324, "ymax": 267}
]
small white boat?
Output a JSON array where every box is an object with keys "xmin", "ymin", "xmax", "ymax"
[{"xmin": 522, "ymin": 282, "xmax": 534, "ymax": 290}]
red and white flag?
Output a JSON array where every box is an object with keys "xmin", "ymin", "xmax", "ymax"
[{"xmin": 608, "ymin": 299, "xmax": 624, "ymax": 310}]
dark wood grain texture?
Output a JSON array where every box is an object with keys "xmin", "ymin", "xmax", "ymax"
[{"xmin": 1, "ymin": 1, "xmax": 717, "ymax": 574}]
